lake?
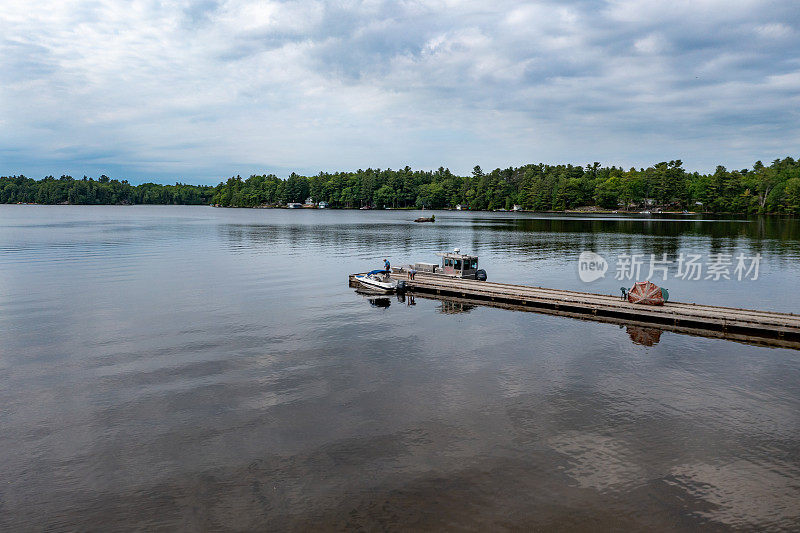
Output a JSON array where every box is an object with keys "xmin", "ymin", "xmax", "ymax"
[{"xmin": 1, "ymin": 205, "xmax": 799, "ymax": 530}]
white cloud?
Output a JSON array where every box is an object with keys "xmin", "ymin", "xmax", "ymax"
[
  {"xmin": 0, "ymin": 0, "xmax": 799, "ymax": 182},
  {"xmin": 755, "ymin": 22, "xmax": 793, "ymax": 39},
  {"xmin": 634, "ymin": 33, "xmax": 668, "ymax": 55}
]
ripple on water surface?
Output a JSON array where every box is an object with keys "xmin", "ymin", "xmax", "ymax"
[{"xmin": 1, "ymin": 206, "xmax": 799, "ymax": 530}]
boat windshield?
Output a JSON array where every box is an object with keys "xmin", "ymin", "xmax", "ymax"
[{"xmin": 440, "ymin": 254, "xmax": 478, "ymax": 270}]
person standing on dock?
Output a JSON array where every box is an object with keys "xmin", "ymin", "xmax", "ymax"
[
  {"xmin": 384, "ymin": 258, "xmax": 391, "ymax": 273},
  {"xmin": 409, "ymin": 267, "xmax": 416, "ymax": 280}
]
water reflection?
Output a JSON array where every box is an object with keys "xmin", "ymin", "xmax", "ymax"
[
  {"xmin": 215, "ymin": 210, "xmax": 800, "ymax": 314},
  {"xmin": 218, "ymin": 212, "xmax": 800, "ymax": 260},
  {"xmin": 368, "ymin": 296, "xmax": 391, "ymax": 308},
  {"xmin": 438, "ymin": 300, "xmax": 476, "ymax": 314},
  {"xmin": 1, "ymin": 206, "xmax": 799, "ymax": 531},
  {"xmin": 626, "ymin": 325, "xmax": 663, "ymax": 346}
]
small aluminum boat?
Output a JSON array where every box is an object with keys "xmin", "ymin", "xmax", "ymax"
[
  {"xmin": 401, "ymin": 249, "xmax": 487, "ymax": 281},
  {"xmin": 354, "ymin": 270, "xmax": 398, "ymax": 293}
]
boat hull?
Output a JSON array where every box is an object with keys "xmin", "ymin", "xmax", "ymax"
[{"xmin": 354, "ymin": 275, "xmax": 397, "ymax": 293}]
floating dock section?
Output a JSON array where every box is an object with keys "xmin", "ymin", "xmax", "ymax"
[{"xmin": 349, "ymin": 271, "xmax": 800, "ymax": 349}]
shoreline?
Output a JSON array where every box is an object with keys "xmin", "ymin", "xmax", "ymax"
[{"xmin": 4, "ymin": 203, "xmax": 799, "ymax": 216}]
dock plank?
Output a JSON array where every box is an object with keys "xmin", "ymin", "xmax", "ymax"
[{"xmin": 349, "ymin": 272, "xmax": 800, "ymax": 344}]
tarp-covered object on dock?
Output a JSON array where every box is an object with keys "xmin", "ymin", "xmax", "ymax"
[{"xmin": 627, "ymin": 281, "xmax": 668, "ymax": 305}]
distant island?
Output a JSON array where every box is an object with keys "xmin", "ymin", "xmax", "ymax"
[{"xmin": 2, "ymin": 157, "xmax": 800, "ymax": 214}]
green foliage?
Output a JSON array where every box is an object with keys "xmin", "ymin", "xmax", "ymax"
[
  {"xmin": 0, "ymin": 175, "xmax": 214, "ymax": 205},
  {"xmin": 5, "ymin": 156, "xmax": 800, "ymax": 213}
]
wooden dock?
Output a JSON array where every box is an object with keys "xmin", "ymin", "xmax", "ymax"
[{"xmin": 349, "ymin": 271, "xmax": 800, "ymax": 349}]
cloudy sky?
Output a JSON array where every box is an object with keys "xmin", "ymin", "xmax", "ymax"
[{"xmin": 1, "ymin": 0, "xmax": 799, "ymax": 184}]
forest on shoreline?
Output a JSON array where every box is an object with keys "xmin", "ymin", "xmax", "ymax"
[{"xmin": 3, "ymin": 156, "xmax": 800, "ymax": 213}]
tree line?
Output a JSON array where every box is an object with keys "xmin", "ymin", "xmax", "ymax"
[
  {"xmin": 0, "ymin": 175, "xmax": 214, "ymax": 205},
  {"xmin": 4, "ymin": 156, "xmax": 800, "ymax": 213}
]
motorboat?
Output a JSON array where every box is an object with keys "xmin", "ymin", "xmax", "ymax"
[
  {"xmin": 400, "ymin": 248, "xmax": 487, "ymax": 281},
  {"xmin": 353, "ymin": 270, "xmax": 399, "ymax": 293}
]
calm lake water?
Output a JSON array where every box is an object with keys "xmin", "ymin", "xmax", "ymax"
[{"xmin": 1, "ymin": 205, "xmax": 799, "ymax": 530}]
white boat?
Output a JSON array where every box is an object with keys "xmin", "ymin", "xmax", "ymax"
[{"xmin": 354, "ymin": 270, "xmax": 399, "ymax": 293}]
